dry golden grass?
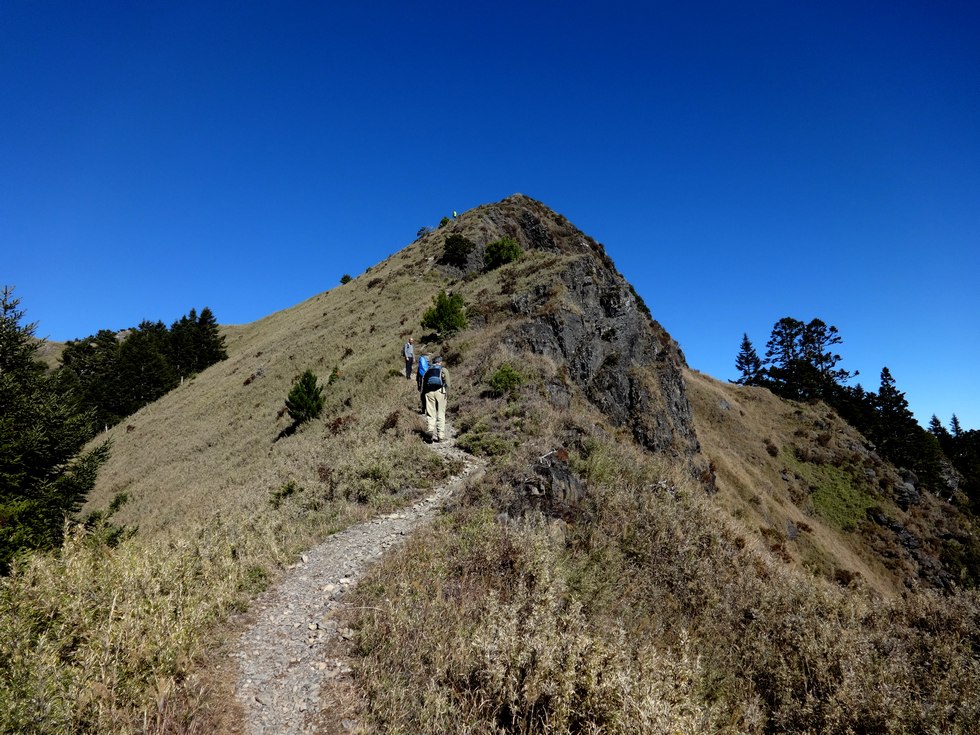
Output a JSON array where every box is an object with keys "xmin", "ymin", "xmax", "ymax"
[
  {"xmin": 348, "ymin": 425, "xmax": 980, "ymax": 734},
  {"xmin": 1, "ymin": 222, "xmax": 476, "ymax": 733},
  {"xmin": 684, "ymin": 368, "xmax": 915, "ymax": 596}
]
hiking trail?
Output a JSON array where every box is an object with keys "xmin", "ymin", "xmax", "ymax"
[{"xmin": 231, "ymin": 430, "xmax": 482, "ymax": 734}]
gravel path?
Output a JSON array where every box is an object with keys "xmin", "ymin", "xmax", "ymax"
[{"xmin": 232, "ymin": 436, "xmax": 481, "ymax": 735}]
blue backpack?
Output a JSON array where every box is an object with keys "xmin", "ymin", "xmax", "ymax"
[
  {"xmin": 425, "ymin": 365, "xmax": 444, "ymax": 388},
  {"xmin": 417, "ymin": 355, "xmax": 429, "ymax": 376}
]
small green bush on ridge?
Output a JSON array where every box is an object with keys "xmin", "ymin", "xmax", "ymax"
[{"xmin": 484, "ymin": 236, "xmax": 522, "ymax": 270}]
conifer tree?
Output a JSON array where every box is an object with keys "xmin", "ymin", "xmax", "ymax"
[
  {"xmin": 929, "ymin": 415, "xmax": 955, "ymax": 457},
  {"xmin": 763, "ymin": 317, "xmax": 805, "ymax": 397},
  {"xmin": 0, "ymin": 286, "xmax": 109, "ymax": 573},
  {"xmin": 285, "ymin": 370, "xmax": 325, "ymax": 426},
  {"xmin": 115, "ymin": 320, "xmax": 178, "ymax": 415},
  {"xmin": 734, "ymin": 333, "xmax": 763, "ymax": 385},
  {"xmin": 168, "ymin": 309, "xmax": 197, "ymax": 377},
  {"xmin": 421, "ymin": 291, "xmax": 468, "ymax": 335},
  {"xmin": 59, "ymin": 329, "xmax": 124, "ymax": 429},
  {"xmin": 195, "ymin": 307, "xmax": 227, "ymax": 369},
  {"xmin": 441, "ymin": 234, "xmax": 475, "ymax": 269},
  {"xmin": 484, "ymin": 237, "xmax": 523, "ymax": 270}
]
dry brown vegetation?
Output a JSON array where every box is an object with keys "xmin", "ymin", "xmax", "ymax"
[
  {"xmin": 3, "ymin": 196, "xmax": 979, "ymax": 733},
  {"xmin": 348, "ymin": 429, "xmax": 980, "ymax": 733}
]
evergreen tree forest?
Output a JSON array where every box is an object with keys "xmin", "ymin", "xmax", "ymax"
[
  {"xmin": 58, "ymin": 306, "xmax": 227, "ymax": 430},
  {"xmin": 0, "ymin": 287, "xmax": 109, "ymax": 572},
  {"xmin": 735, "ymin": 317, "xmax": 978, "ymax": 513}
]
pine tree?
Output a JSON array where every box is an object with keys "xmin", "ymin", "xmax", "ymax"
[
  {"xmin": 870, "ymin": 367, "xmax": 943, "ymax": 487},
  {"xmin": 734, "ymin": 333, "xmax": 763, "ymax": 385},
  {"xmin": 800, "ymin": 318, "xmax": 855, "ymax": 398},
  {"xmin": 763, "ymin": 317, "xmax": 805, "ymax": 398},
  {"xmin": 484, "ymin": 237, "xmax": 523, "ymax": 270},
  {"xmin": 169, "ymin": 309, "xmax": 197, "ymax": 377},
  {"xmin": 59, "ymin": 329, "xmax": 124, "ymax": 429},
  {"xmin": 951, "ymin": 415, "xmax": 963, "ymax": 439},
  {"xmin": 285, "ymin": 370, "xmax": 325, "ymax": 426},
  {"xmin": 115, "ymin": 321, "xmax": 177, "ymax": 415},
  {"xmin": 195, "ymin": 307, "xmax": 227, "ymax": 369},
  {"xmin": 929, "ymin": 415, "xmax": 955, "ymax": 457},
  {"xmin": 0, "ymin": 286, "xmax": 109, "ymax": 573},
  {"xmin": 441, "ymin": 234, "xmax": 475, "ymax": 269}
]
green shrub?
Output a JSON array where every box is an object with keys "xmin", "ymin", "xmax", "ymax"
[
  {"xmin": 441, "ymin": 234, "xmax": 475, "ymax": 268},
  {"xmin": 285, "ymin": 370, "xmax": 325, "ymax": 425},
  {"xmin": 270, "ymin": 480, "xmax": 302, "ymax": 509},
  {"xmin": 340, "ymin": 274, "xmax": 352, "ymax": 284},
  {"xmin": 487, "ymin": 363, "xmax": 523, "ymax": 397},
  {"xmin": 456, "ymin": 431, "xmax": 514, "ymax": 457},
  {"xmin": 484, "ymin": 237, "xmax": 523, "ymax": 270},
  {"xmin": 421, "ymin": 291, "xmax": 468, "ymax": 335}
]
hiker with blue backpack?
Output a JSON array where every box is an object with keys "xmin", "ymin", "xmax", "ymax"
[
  {"xmin": 422, "ymin": 355, "xmax": 449, "ymax": 443},
  {"xmin": 416, "ymin": 353, "xmax": 429, "ymax": 413}
]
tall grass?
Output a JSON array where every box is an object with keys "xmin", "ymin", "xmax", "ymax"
[
  {"xmin": 346, "ymin": 432, "xmax": 980, "ymax": 734},
  {"xmin": 0, "ymin": 525, "xmax": 246, "ymax": 734},
  {"xmin": 0, "ymin": 429, "xmax": 457, "ymax": 734}
]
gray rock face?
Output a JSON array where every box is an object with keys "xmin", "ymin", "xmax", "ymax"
[
  {"xmin": 456, "ymin": 194, "xmax": 700, "ymax": 458},
  {"xmin": 507, "ymin": 450, "xmax": 589, "ymax": 521}
]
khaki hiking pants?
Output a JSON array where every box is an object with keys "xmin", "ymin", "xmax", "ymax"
[{"xmin": 425, "ymin": 388, "xmax": 447, "ymax": 441}]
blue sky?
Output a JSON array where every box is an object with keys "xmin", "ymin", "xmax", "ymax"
[{"xmin": 3, "ymin": 1, "xmax": 978, "ymax": 430}]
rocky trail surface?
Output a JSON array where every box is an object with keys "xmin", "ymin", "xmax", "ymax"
[{"xmin": 231, "ymin": 434, "xmax": 481, "ymax": 735}]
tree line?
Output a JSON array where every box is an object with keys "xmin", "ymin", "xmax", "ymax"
[
  {"xmin": 735, "ymin": 317, "xmax": 979, "ymax": 513},
  {"xmin": 0, "ymin": 287, "xmax": 227, "ymax": 573},
  {"xmin": 58, "ymin": 306, "xmax": 227, "ymax": 430}
]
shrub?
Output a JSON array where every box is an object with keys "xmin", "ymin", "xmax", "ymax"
[
  {"xmin": 484, "ymin": 236, "xmax": 522, "ymax": 270},
  {"xmin": 441, "ymin": 234, "xmax": 475, "ymax": 269},
  {"xmin": 285, "ymin": 370, "xmax": 325, "ymax": 426},
  {"xmin": 487, "ymin": 363, "xmax": 523, "ymax": 397},
  {"xmin": 421, "ymin": 291, "xmax": 468, "ymax": 335},
  {"xmin": 270, "ymin": 480, "xmax": 302, "ymax": 509},
  {"xmin": 340, "ymin": 274, "xmax": 352, "ymax": 284},
  {"xmin": 417, "ymin": 226, "xmax": 433, "ymax": 238},
  {"xmin": 439, "ymin": 216, "xmax": 451, "ymax": 228}
]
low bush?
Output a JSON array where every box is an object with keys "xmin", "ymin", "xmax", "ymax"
[
  {"xmin": 421, "ymin": 291, "xmax": 467, "ymax": 336},
  {"xmin": 484, "ymin": 236, "xmax": 522, "ymax": 270},
  {"xmin": 487, "ymin": 363, "xmax": 523, "ymax": 397},
  {"xmin": 441, "ymin": 234, "xmax": 474, "ymax": 269}
]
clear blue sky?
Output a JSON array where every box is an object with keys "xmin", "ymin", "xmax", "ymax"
[{"xmin": 3, "ymin": 1, "xmax": 978, "ymax": 430}]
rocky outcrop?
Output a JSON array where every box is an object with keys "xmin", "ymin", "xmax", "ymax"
[
  {"xmin": 450, "ymin": 194, "xmax": 700, "ymax": 459},
  {"xmin": 505, "ymin": 449, "xmax": 589, "ymax": 522}
]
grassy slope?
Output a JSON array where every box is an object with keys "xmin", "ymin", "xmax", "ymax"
[
  {"xmin": 3, "ymin": 225, "xmax": 470, "ymax": 734},
  {"xmin": 83, "ymin": 236, "xmax": 451, "ymax": 536},
  {"xmin": 684, "ymin": 369, "xmax": 901, "ymax": 596},
  {"xmin": 685, "ymin": 368, "xmax": 973, "ymax": 597}
]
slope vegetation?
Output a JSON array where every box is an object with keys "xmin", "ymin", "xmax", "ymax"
[{"xmin": 686, "ymin": 368, "xmax": 976, "ymax": 596}]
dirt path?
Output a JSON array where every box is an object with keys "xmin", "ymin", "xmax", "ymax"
[{"xmin": 231, "ymin": 436, "xmax": 481, "ymax": 735}]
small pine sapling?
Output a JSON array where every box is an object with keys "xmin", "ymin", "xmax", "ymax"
[{"xmin": 285, "ymin": 370, "xmax": 325, "ymax": 426}]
